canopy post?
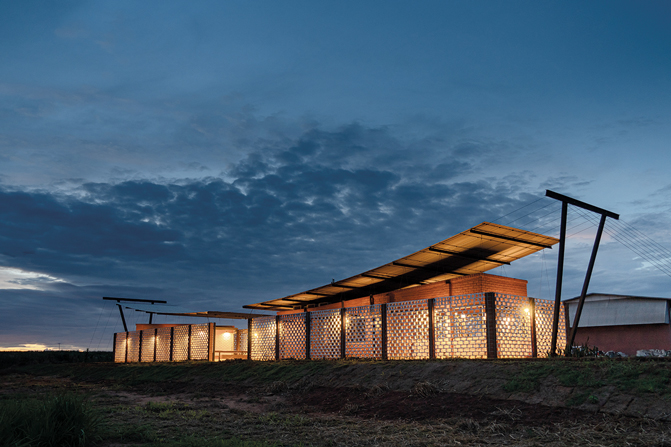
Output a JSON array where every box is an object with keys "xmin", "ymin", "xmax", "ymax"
[{"xmin": 545, "ymin": 190, "xmax": 619, "ymax": 356}]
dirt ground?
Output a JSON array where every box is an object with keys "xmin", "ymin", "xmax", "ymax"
[{"xmin": 3, "ymin": 363, "xmax": 671, "ymax": 446}]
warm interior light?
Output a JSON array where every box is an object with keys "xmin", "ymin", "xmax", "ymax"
[{"xmin": 223, "ymin": 332, "xmax": 231, "ymax": 340}]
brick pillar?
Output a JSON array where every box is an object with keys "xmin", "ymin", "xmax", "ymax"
[
  {"xmin": 187, "ymin": 325, "xmax": 192, "ymax": 360},
  {"xmin": 428, "ymin": 299, "xmax": 436, "ymax": 360},
  {"xmin": 381, "ymin": 303, "xmax": 388, "ymax": 360},
  {"xmin": 153, "ymin": 328, "xmax": 157, "ymax": 362},
  {"xmin": 138, "ymin": 330, "xmax": 143, "ymax": 363},
  {"xmin": 485, "ymin": 292, "xmax": 498, "ymax": 359},
  {"xmin": 169, "ymin": 327, "xmax": 174, "ymax": 362},
  {"xmin": 563, "ymin": 302, "xmax": 571, "ymax": 354},
  {"xmin": 208, "ymin": 322, "xmax": 215, "ymax": 362},
  {"xmin": 529, "ymin": 298, "xmax": 537, "ymax": 358},
  {"xmin": 340, "ymin": 307, "xmax": 346, "ymax": 359},
  {"xmin": 247, "ymin": 319, "xmax": 252, "ymax": 360},
  {"xmin": 305, "ymin": 311, "xmax": 311, "ymax": 360},
  {"xmin": 275, "ymin": 315, "xmax": 280, "ymax": 361}
]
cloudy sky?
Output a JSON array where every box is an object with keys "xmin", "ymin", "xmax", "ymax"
[{"xmin": 1, "ymin": 1, "xmax": 670, "ymax": 351}]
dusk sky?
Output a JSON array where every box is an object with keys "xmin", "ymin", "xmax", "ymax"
[{"xmin": 1, "ymin": 1, "xmax": 671, "ymax": 351}]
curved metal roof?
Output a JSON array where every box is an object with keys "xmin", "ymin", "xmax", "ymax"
[{"xmin": 244, "ymin": 222, "xmax": 559, "ymax": 311}]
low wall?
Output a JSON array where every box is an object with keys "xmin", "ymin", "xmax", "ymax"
[
  {"xmin": 114, "ymin": 322, "xmax": 218, "ymax": 363},
  {"xmin": 251, "ymin": 293, "xmax": 567, "ymax": 361}
]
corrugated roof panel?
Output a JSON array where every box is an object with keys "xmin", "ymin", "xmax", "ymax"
[{"xmin": 244, "ymin": 222, "xmax": 559, "ymax": 310}]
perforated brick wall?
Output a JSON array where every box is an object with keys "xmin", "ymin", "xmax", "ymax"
[
  {"xmin": 495, "ymin": 294, "xmax": 532, "ymax": 358},
  {"xmin": 279, "ymin": 313, "xmax": 307, "ymax": 359},
  {"xmin": 345, "ymin": 304, "xmax": 383, "ymax": 359},
  {"xmin": 310, "ymin": 309, "xmax": 341, "ymax": 359}
]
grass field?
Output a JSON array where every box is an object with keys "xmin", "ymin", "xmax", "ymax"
[{"xmin": 1, "ymin": 353, "xmax": 671, "ymax": 446}]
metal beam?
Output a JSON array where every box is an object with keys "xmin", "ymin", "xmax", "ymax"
[
  {"xmin": 469, "ymin": 229, "xmax": 554, "ymax": 249},
  {"xmin": 330, "ymin": 284, "xmax": 357, "ymax": 289},
  {"xmin": 361, "ymin": 273, "xmax": 391, "ymax": 280},
  {"xmin": 565, "ymin": 214, "xmax": 607, "ymax": 353},
  {"xmin": 272, "ymin": 298, "xmax": 312, "ymax": 304},
  {"xmin": 117, "ymin": 304, "xmax": 128, "ymax": 332},
  {"xmin": 546, "ymin": 190, "xmax": 619, "ymax": 220},
  {"xmin": 103, "ymin": 297, "xmax": 167, "ymax": 304},
  {"xmin": 550, "ymin": 201, "xmax": 568, "ymax": 356},
  {"xmin": 428, "ymin": 247, "xmax": 511, "ymax": 265},
  {"xmin": 392, "ymin": 261, "xmax": 466, "ymax": 275},
  {"xmin": 243, "ymin": 304, "xmax": 294, "ymax": 311}
]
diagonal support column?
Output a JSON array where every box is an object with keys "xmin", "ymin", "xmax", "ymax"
[
  {"xmin": 545, "ymin": 189, "xmax": 618, "ymax": 357},
  {"xmin": 565, "ymin": 214, "xmax": 607, "ymax": 353},
  {"xmin": 117, "ymin": 304, "xmax": 128, "ymax": 332}
]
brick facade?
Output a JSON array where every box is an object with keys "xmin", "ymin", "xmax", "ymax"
[
  {"xmin": 574, "ymin": 324, "xmax": 671, "ymax": 356},
  {"xmin": 278, "ymin": 273, "xmax": 527, "ymax": 315}
]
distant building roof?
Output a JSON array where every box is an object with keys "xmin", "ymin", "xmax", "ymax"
[
  {"xmin": 565, "ymin": 293, "xmax": 671, "ymax": 327},
  {"xmin": 565, "ymin": 293, "xmax": 671, "ymax": 303}
]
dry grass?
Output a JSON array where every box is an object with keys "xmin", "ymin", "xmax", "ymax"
[
  {"xmin": 411, "ymin": 380, "xmax": 440, "ymax": 397},
  {"xmin": 4, "ymin": 366, "xmax": 671, "ymax": 446},
  {"xmin": 88, "ymin": 387, "xmax": 671, "ymax": 446},
  {"xmin": 364, "ymin": 384, "xmax": 388, "ymax": 398}
]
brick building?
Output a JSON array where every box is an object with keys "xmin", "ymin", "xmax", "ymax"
[
  {"xmin": 565, "ymin": 293, "xmax": 671, "ymax": 355},
  {"xmin": 114, "ymin": 222, "xmax": 568, "ymax": 363}
]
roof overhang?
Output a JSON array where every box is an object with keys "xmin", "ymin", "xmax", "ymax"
[
  {"xmin": 127, "ymin": 308, "xmax": 271, "ymax": 319},
  {"xmin": 244, "ymin": 222, "xmax": 559, "ymax": 311}
]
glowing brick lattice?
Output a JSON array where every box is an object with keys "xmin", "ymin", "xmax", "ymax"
[
  {"xmin": 172, "ymin": 325, "xmax": 189, "ymax": 361},
  {"xmin": 534, "ymin": 298, "xmax": 566, "ymax": 357},
  {"xmin": 113, "ymin": 293, "xmax": 569, "ymax": 362},
  {"xmin": 434, "ymin": 295, "xmax": 453, "ymax": 358},
  {"xmin": 495, "ymin": 293, "xmax": 532, "ymax": 358},
  {"xmin": 127, "ymin": 331, "xmax": 140, "ymax": 362},
  {"xmin": 190, "ymin": 323, "xmax": 210, "ymax": 360},
  {"xmin": 141, "ymin": 330, "xmax": 155, "ymax": 362},
  {"xmin": 239, "ymin": 329, "xmax": 248, "ymax": 352},
  {"xmin": 114, "ymin": 332, "xmax": 127, "ymax": 363},
  {"xmin": 251, "ymin": 316, "xmax": 276, "ymax": 361},
  {"xmin": 345, "ymin": 304, "xmax": 383, "ymax": 359},
  {"xmin": 310, "ymin": 309, "xmax": 341, "ymax": 359},
  {"xmin": 155, "ymin": 328, "xmax": 172, "ymax": 362},
  {"xmin": 279, "ymin": 313, "xmax": 306, "ymax": 359},
  {"xmin": 387, "ymin": 300, "xmax": 430, "ymax": 360},
  {"xmin": 450, "ymin": 293, "xmax": 487, "ymax": 359}
]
